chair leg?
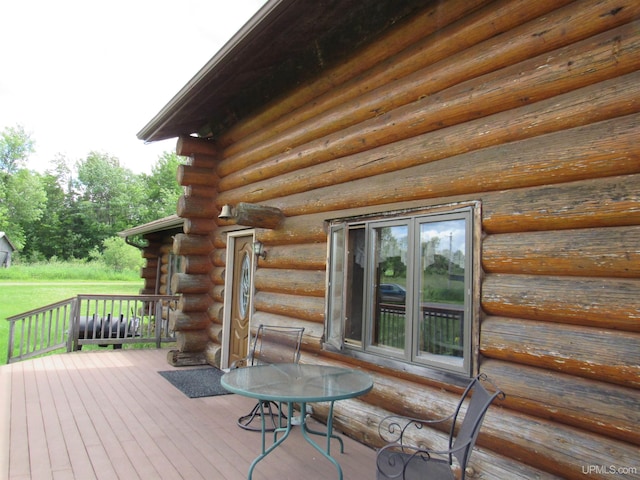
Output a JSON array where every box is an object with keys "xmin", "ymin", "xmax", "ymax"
[{"xmin": 237, "ymin": 401, "xmax": 288, "ymax": 432}]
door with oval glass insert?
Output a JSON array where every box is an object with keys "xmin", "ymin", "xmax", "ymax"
[{"xmin": 228, "ymin": 234, "xmax": 254, "ymax": 367}]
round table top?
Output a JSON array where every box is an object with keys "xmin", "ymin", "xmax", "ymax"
[{"xmin": 221, "ymin": 363, "xmax": 373, "ymax": 403}]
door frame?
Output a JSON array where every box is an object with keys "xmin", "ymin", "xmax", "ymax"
[{"xmin": 221, "ymin": 229, "xmax": 256, "ymax": 369}]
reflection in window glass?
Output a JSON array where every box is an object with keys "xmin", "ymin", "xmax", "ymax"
[
  {"xmin": 373, "ymin": 225, "xmax": 407, "ymax": 350},
  {"xmin": 418, "ymin": 219, "xmax": 465, "ymax": 358},
  {"xmin": 345, "ymin": 227, "xmax": 365, "ymax": 345}
]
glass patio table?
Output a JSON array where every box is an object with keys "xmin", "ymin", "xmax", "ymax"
[{"xmin": 221, "ymin": 363, "xmax": 374, "ymax": 480}]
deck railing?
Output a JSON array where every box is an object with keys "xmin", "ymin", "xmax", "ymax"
[{"xmin": 6, "ymin": 294, "xmax": 179, "ymax": 363}]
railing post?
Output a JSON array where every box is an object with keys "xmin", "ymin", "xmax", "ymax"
[
  {"xmin": 7, "ymin": 318, "xmax": 15, "ymax": 363},
  {"xmin": 155, "ymin": 299, "xmax": 162, "ymax": 349},
  {"xmin": 68, "ymin": 297, "xmax": 79, "ymax": 352}
]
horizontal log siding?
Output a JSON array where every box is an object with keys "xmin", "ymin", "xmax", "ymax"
[
  {"xmin": 253, "ymin": 243, "xmax": 326, "ymax": 271},
  {"xmin": 253, "ymin": 269, "xmax": 325, "ymax": 298},
  {"xmin": 481, "ymin": 360, "xmax": 640, "ymax": 446},
  {"xmin": 306, "ymin": 354, "xmax": 639, "ymax": 479},
  {"xmin": 482, "ymin": 226, "xmax": 640, "ymax": 278},
  {"xmin": 481, "ymin": 316, "xmax": 640, "ymax": 389},
  {"xmin": 217, "ymin": 0, "xmax": 602, "ymax": 177},
  {"xmin": 482, "ymin": 274, "xmax": 640, "ymax": 331},
  {"xmin": 218, "ymin": 112, "xmax": 640, "ymax": 210},
  {"xmin": 199, "ymin": 2, "xmax": 640, "ymax": 478},
  {"xmin": 253, "ymin": 291, "xmax": 325, "ymax": 324},
  {"xmin": 217, "ymin": 4, "xmax": 640, "ymax": 196},
  {"xmin": 482, "ymin": 174, "xmax": 640, "ymax": 233},
  {"xmin": 216, "ymin": 0, "xmax": 494, "ymax": 158}
]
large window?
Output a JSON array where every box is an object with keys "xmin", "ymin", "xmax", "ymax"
[{"xmin": 326, "ymin": 205, "xmax": 477, "ymax": 376}]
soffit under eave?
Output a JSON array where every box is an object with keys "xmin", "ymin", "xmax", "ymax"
[{"xmin": 138, "ymin": 0, "xmax": 432, "ymax": 144}]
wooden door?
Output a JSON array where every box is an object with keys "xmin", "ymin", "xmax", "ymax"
[{"xmin": 228, "ymin": 234, "xmax": 254, "ymax": 367}]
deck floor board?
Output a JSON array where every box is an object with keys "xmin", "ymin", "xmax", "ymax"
[{"xmin": 1, "ymin": 349, "xmax": 375, "ymax": 479}]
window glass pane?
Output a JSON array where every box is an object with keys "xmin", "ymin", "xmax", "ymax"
[
  {"xmin": 418, "ymin": 219, "xmax": 465, "ymax": 359},
  {"xmin": 238, "ymin": 253, "xmax": 251, "ymax": 319},
  {"xmin": 345, "ymin": 227, "xmax": 365, "ymax": 345},
  {"xmin": 373, "ymin": 224, "xmax": 407, "ymax": 350}
]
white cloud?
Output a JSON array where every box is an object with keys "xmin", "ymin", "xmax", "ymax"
[{"xmin": 0, "ymin": 0, "xmax": 266, "ymax": 173}]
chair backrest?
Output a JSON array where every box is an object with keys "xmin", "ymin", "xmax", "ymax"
[
  {"xmin": 249, "ymin": 325, "xmax": 304, "ymax": 365},
  {"xmin": 449, "ymin": 374, "xmax": 504, "ymax": 471}
]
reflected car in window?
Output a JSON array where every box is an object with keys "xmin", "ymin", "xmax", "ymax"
[{"xmin": 379, "ymin": 283, "xmax": 406, "ymax": 303}]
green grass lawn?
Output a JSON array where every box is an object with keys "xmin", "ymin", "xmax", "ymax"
[{"xmin": 0, "ymin": 279, "xmax": 143, "ymax": 365}]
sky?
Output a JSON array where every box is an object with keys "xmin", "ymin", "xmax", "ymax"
[{"xmin": 0, "ymin": 0, "xmax": 266, "ymax": 174}]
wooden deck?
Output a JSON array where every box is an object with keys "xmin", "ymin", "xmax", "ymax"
[{"xmin": 0, "ymin": 349, "xmax": 375, "ymax": 479}]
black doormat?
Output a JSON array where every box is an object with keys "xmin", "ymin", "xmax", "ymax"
[{"xmin": 158, "ymin": 367, "xmax": 232, "ymax": 398}]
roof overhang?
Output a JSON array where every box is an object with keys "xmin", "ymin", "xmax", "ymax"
[
  {"xmin": 138, "ymin": 0, "xmax": 429, "ymax": 144},
  {"xmin": 118, "ymin": 214, "xmax": 183, "ymax": 238}
]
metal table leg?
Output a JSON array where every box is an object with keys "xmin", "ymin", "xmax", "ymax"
[
  {"xmin": 247, "ymin": 401, "xmax": 345, "ymax": 480},
  {"xmin": 303, "ymin": 401, "xmax": 344, "ymax": 454},
  {"xmin": 299, "ymin": 401, "xmax": 343, "ymax": 480},
  {"xmin": 248, "ymin": 401, "xmax": 294, "ymax": 479}
]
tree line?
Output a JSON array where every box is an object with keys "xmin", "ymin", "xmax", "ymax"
[{"xmin": 0, "ymin": 125, "xmax": 183, "ymax": 262}]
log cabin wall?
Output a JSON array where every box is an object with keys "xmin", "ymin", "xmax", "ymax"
[
  {"xmin": 168, "ymin": 136, "xmax": 219, "ymax": 366},
  {"xmin": 174, "ymin": 0, "xmax": 639, "ymax": 478},
  {"xmin": 139, "ymin": 232, "xmax": 174, "ymax": 295}
]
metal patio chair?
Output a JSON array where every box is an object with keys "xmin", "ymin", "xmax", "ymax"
[
  {"xmin": 232, "ymin": 324, "xmax": 305, "ymax": 431},
  {"xmin": 376, "ymin": 373, "xmax": 504, "ymax": 480}
]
